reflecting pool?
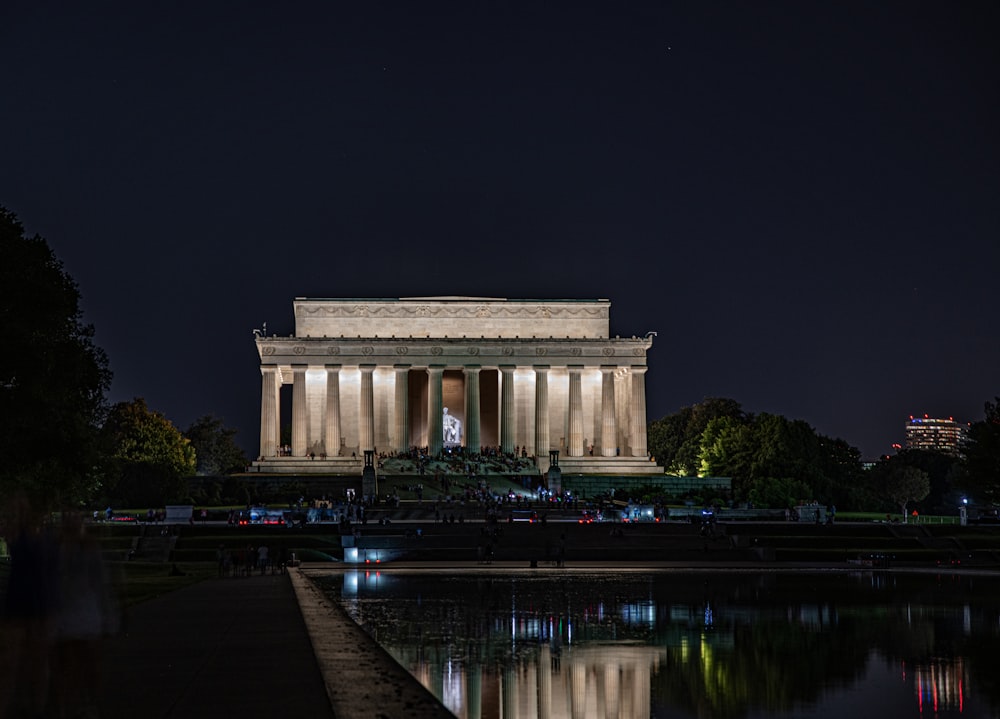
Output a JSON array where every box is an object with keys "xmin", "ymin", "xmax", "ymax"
[{"xmin": 314, "ymin": 570, "xmax": 1000, "ymax": 719}]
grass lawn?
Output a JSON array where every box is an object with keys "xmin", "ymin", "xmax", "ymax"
[
  {"xmin": 111, "ymin": 560, "xmax": 216, "ymax": 607},
  {"xmin": 836, "ymin": 511, "xmax": 961, "ymax": 524}
]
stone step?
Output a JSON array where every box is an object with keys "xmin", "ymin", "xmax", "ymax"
[
  {"xmin": 557, "ymin": 456, "xmax": 662, "ymax": 475},
  {"xmin": 250, "ymin": 457, "xmax": 364, "ymax": 474}
]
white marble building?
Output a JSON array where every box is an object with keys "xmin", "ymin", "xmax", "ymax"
[{"xmin": 254, "ymin": 297, "xmax": 659, "ymax": 475}]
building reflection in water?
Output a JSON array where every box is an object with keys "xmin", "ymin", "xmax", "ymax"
[
  {"xmin": 398, "ymin": 643, "xmax": 663, "ymax": 719},
  {"xmin": 331, "ymin": 570, "xmax": 1000, "ymax": 719},
  {"xmin": 341, "ymin": 570, "xmax": 664, "ymax": 718},
  {"xmin": 912, "ymin": 658, "xmax": 966, "ymax": 715}
]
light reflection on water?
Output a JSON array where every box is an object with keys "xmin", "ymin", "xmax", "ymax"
[{"xmin": 316, "ymin": 571, "xmax": 1000, "ymax": 719}]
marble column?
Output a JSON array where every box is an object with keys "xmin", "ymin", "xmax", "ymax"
[
  {"xmin": 259, "ymin": 366, "xmax": 279, "ymax": 458},
  {"xmin": 568, "ymin": 366, "xmax": 583, "ymax": 457},
  {"xmin": 629, "ymin": 366, "xmax": 649, "ymax": 457},
  {"xmin": 464, "ymin": 366, "xmax": 481, "ymax": 452},
  {"xmin": 427, "ymin": 366, "xmax": 444, "ymax": 455},
  {"xmin": 291, "ymin": 365, "xmax": 307, "ymax": 457},
  {"xmin": 325, "ymin": 365, "xmax": 341, "ymax": 457},
  {"xmin": 394, "ymin": 365, "xmax": 410, "ymax": 453},
  {"xmin": 500, "ymin": 365, "xmax": 515, "ymax": 454},
  {"xmin": 534, "ymin": 366, "xmax": 549, "ymax": 458},
  {"xmin": 359, "ymin": 365, "xmax": 375, "ymax": 453},
  {"xmin": 601, "ymin": 366, "xmax": 618, "ymax": 457}
]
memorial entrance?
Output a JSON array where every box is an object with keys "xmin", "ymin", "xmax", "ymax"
[{"xmin": 253, "ymin": 297, "xmax": 659, "ymax": 477}]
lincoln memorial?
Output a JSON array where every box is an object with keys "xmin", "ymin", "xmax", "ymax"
[{"xmin": 253, "ymin": 297, "xmax": 659, "ymax": 477}]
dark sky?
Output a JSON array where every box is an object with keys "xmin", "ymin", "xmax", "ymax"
[{"xmin": 2, "ymin": 1, "xmax": 997, "ymax": 460}]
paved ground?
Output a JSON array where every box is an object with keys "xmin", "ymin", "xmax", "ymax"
[
  {"xmin": 100, "ymin": 571, "xmax": 336, "ymax": 719},
  {"xmin": 97, "ymin": 567, "xmax": 455, "ymax": 719}
]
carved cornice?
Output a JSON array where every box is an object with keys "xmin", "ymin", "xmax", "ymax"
[{"xmin": 295, "ymin": 302, "xmax": 609, "ymax": 320}]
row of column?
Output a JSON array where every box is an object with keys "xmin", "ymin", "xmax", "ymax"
[{"xmin": 260, "ymin": 364, "xmax": 648, "ymax": 460}]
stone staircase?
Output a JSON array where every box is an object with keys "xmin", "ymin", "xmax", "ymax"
[
  {"xmin": 248, "ymin": 454, "xmax": 662, "ymax": 477},
  {"xmin": 250, "ymin": 456, "xmax": 364, "ymax": 475},
  {"xmin": 557, "ymin": 456, "xmax": 663, "ymax": 476}
]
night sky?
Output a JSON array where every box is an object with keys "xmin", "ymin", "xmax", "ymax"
[{"xmin": 2, "ymin": 2, "xmax": 997, "ymax": 460}]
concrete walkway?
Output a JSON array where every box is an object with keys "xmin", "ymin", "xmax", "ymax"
[
  {"xmin": 100, "ymin": 571, "xmax": 335, "ymax": 719},
  {"xmin": 98, "ymin": 568, "xmax": 454, "ymax": 719}
]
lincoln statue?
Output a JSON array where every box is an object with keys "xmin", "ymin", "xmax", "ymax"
[
  {"xmin": 253, "ymin": 296, "xmax": 659, "ymax": 476},
  {"xmin": 442, "ymin": 407, "xmax": 462, "ymax": 446}
]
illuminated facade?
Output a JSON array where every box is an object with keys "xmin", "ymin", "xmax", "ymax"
[
  {"xmin": 254, "ymin": 297, "xmax": 660, "ymax": 475},
  {"xmin": 904, "ymin": 415, "xmax": 969, "ymax": 457}
]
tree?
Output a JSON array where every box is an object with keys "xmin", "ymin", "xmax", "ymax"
[
  {"xmin": 647, "ymin": 408, "xmax": 690, "ymax": 469},
  {"xmin": 651, "ymin": 397, "xmax": 865, "ymax": 507},
  {"xmin": 873, "ymin": 462, "xmax": 930, "ymax": 521},
  {"xmin": 886, "ymin": 449, "xmax": 963, "ymax": 513},
  {"xmin": 963, "ymin": 397, "xmax": 1000, "ymax": 504},
  {"xmin": 699, "ymin": 415, "xmax": 755, "ymax": 493},
  {"xmin": 747, "ymin": 476, "xmax": 813, "ymax": 510},
  {"xmin": 695, "ymin": 411, "xmax": 865, "ymax": 507},
  {"xmin": 649, "ymin": 398, "xmax": 746, "ymax": 474},
  {"xmin": 816, "ymin": 436, "xmax": 869, "ymax": 509},
  {"xmin": 99, "ymin": 398, "xmax": 196, "ymax": 507},
  {"xmin": 0, "ymin": 207, "xmax": 112, "ymax": 508},
  {"xmin": 184, "ymin": 415, "xmax": 248, "ymax": 475},
  {"xmin": 748, "ymin": 414, "xmax": 825, "ymax": 493}
]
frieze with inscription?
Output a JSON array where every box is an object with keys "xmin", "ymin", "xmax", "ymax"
[{"xmin": 256, "ymin": 337, "xmax": 652, "ymax": 366}]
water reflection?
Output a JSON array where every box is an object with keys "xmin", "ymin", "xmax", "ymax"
[{"xmin": 316, "ymin": 571, "xmax": 1000, "ymax": 719}]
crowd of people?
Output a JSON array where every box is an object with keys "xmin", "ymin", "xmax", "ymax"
[
  {"xmin": 376, "ymin": 445, "xmax": 538, "ymax": 477},
  {"xmin": 214, "ymin": 542, "xmax": 286, "ymax": 577}
]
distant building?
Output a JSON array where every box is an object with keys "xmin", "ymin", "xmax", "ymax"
[{"xmin": 904, "ymin": 415, "xmax": 969, "ymax": 457}]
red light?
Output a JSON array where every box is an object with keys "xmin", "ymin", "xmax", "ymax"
[{"xmin": 365, "ymin": 558, "xmax": 370, "ymax": 564}]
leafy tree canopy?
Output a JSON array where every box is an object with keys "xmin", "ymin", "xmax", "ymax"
[
  {"xmin": 882, "ymin": 448, "xmax": 964, "ymax": 513},
  {"xmin": 651, "ymin": 399, "xmax": 865, "ymax": 507},
  {"xmin": 184, "ymin": 415, "xmax": 247, "ymax": 475},
  {"xmin": 962, "ymin": 397, "xmax": 1000, "ymax": 505},
  {"xmin": 649, "ymin": 397, "xmax": 746, "ymax": 474},
  {"xmin": 100, "ymin": 398, "xmax": 195, "ymax": 507},
  {"xmin": 747, "ymin": 476, "xmax": 813, "ymax": 511},
  {"xmin": 0, "ymin": 206, "xmax": 111, "ymax": 508},
  {"xmin": 696, "ymin": 412, "xmax": 863, "ymax": 507},
  {"xmin": 870, "ymin": 460, "xmax": 931, "ymax": 519}
]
